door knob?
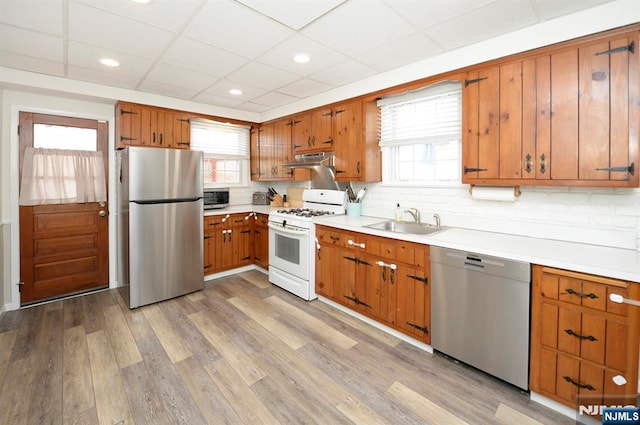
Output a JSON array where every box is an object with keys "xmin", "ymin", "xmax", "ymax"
[{"xmin": 98, "ymin": 210, "xmax": 106, "ymax": 217}]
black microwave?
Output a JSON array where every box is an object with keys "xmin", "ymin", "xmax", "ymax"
[{"xmin": 203, "ymin": 188, "xmax": 229, "ymax": 210}]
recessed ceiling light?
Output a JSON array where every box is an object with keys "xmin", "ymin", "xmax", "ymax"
[
  {"xmin": 229, "ymin": 89, "xmax": 243, "ymax": 96},
  {"xmin": 99, "ymin": 58, "xmax": 120, "ymax": 67},
  {"xmin": 132, "ymin": 0, "xmax": 152, "ymax": 4},
  {"xmin": 293, "ymin": 54, "xmax": 311, "ymax": 64}
]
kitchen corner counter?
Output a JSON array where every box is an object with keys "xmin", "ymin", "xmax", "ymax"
[{"xmin": 313, "ymin": 215, "xmax": 640, "ymax": 283}]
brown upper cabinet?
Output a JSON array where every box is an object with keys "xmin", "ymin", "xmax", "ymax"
[
  {"xmin": 463, "ymin": 29, "xmax": 639, "ymax": 187},
  {"xmin": 250, "ymin": 120, "xmax": 308, "ymax": 182},
  {"xmin": 116, "ymin": 101, "xmax": 191, "ymax": 149}
]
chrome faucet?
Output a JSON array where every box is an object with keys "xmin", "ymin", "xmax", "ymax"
[
  {"xmin": 404, "ymin": 208, "xmax": 421, "ymax": 223},
  {"xmin": 433, "ymin": 214, "xmax": 441, "ymax": 228}
]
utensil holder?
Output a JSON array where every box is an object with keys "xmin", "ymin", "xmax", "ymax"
[{"xmin": 346, "ymin": 203, "xmax": 362, "ymax": 217}]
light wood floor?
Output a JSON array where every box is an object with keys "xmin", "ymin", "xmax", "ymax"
[{"xmin": 0, "ymin": 270, "xmax": 573, "ymax": 425}]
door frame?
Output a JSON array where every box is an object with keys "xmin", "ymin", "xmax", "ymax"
[{"xmin": 7, "ymin": 98, "xmax": 117, "ymax": 311}]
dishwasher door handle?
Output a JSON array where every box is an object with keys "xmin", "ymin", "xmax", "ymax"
[{"xmin": 464, "ymin": 262, "xmax": 484, "ymax": 271}]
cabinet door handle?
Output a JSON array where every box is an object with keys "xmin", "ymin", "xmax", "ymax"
[
  {"xmin": 564, "ymin": 329, "xmax": 597, "ymax": 341},
  {"xmin": 563, "ymin": 376, "xmax": 595, "ymax": 391},
  {"xmin": 539, "ymin": 153, "xmax": 547, "ymax": 174},
  {"xmin": 356, "ymin": 161, "xmax": 361, "ymax": 174},
  {"xmin": 153, "ymin": 132, "xmax": 156, "ymax": 144},
  {"xmin": 566, "ymin": 288, "xmax": 598, "ymax": 299},
  {"xmin": 159, "ymin": 133, "xmax": 163, "ymax": 145},
  {"xmin": 525, "ymin": 153, "xmax": 533, "ymax": 174}
]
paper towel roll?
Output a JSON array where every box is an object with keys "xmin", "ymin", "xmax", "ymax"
[{"xmin": 470, "ymin": 186, "xmax": 518, "ymax": 201}]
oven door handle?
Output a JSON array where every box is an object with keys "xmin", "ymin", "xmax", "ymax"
[{"xmin": 268, "ymin": 222, "xmax": 308, "ymax": 236}]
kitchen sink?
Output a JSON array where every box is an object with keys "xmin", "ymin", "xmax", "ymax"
[{"xmin": 364, "ymin": 220, "xmax": 443, "ymax": 236}]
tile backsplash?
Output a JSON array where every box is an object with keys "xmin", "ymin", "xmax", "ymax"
[{"xmin": 246, "ymin": 182, "xmax": 640, "ymax": 250}]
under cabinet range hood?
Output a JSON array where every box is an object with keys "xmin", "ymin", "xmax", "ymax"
[{"xmin": 283, "ymin": 152, "xmax": 340, "ymax": 190}]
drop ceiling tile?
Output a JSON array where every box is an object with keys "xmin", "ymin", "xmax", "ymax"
[
  {"xmin": 72, "ymin": 0, "xmax": 202, "ymax": 32},
  {"xmin": 191, "ymin": 92, "xmax": 246, "ymax": 108},
  {"xmin": 67, "ymin": 65, "xmax": 142, "ymax": 89},
  {"xmin": 0, "ymin": 24, "xmax": 64, "ymax": 62},
  {"xmin": 226, "ymin": 62, "xmax": 300, "ymax": 91},
  {"xmin": 0, "ymin": 0, "xmax": 64, "ymax": 35},
  {"xmin": 302, "ymin": 0, "xmax": 416, "ymax": 57},
  {"xmin": 183, "ymin": 0, "xmax": 294, "ymax": 58},
  {"xmin": 68, "ymin": 41, "xmax": 153, "ymax": 78},
  {"xmin": 276, "ymin": 78, "xmax": 331, "ymax": 98},
  {"xmin": 145, "ymin": 63, "xmax": 219, "ymax": 92},
  {"xmin": 68, "ymin": 2, "xmax": 174, "ymax": 59},
  {"xmin": 0, "ymin": 52, "xmax": 65, "ymax": 77},
  {"xmin": 310, "ymin": 59, "xmax": 377, "ymax": 87},
  {"xmin": 251, "ymin": 91, "xmax": 299, "ymax": 108},
  {"xmin": 234, "ymin": 0, "xmax": 347, "ymax": 30},
  {"xmin": 424, "ymin": 0, "xmax": 537, "ymax": 50},
  {"xmin": 199, "ymin": 79, "xmax": 267, "ymax": 103},
  {"xmin": 532, "ymin": 0, "xmax": 617, "ymax": 20},
  {"xmin": 235, "ymin": 101, "xmax": 273, "ymax": 113},
  {"xmin": 382, "ymin": 0, "xmax": 497, "ymax": 31},
  {"xmin": 160, "ymin": 37, "xmax": 249, "ymax": 78},
  {"xmin": 138, "ymin": 80, "xmax": 199, "ymax": 101},
  {"xmin": 357, "ymin": 33, "xmax": 443, "ymax": 71},
  {"xmin": 256, "ymin": 34, "xmax": 348, "ymax": 76}
]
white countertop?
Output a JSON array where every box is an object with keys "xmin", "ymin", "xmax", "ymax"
[
  {"xmin": 204, "ymin": 204, "xmax": 273, "ymax": 216},
  {"xmin": 313, "ymin": 215, "xmax": 640, "ymax": 283}
]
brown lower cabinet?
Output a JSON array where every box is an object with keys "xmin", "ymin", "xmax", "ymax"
[
  {"xmin": 530, "ymin": 265, "xmax": 639, "ymax": 408},
  {"xmin": 315, "ymin": 225, "xmax": 430, "ymax": 344},
  {"xmin": 204, "ymin": 212, "xmax": 256, "ymax": 274},
  {"xmin": 253, "ymin": 213, "xmax": 269, "ymax": 270}
]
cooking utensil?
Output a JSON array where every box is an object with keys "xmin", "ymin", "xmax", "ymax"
[{"xmin": 355, "ymin": 187, "xmax": 367, "ymax": 203}]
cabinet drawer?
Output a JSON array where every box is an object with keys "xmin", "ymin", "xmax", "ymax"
[
  {"xmin": 316, "ymin": 226, "xmax": 351, "ymax": 247},
  {"xmin": 539, "ymin": 267, "xmax": 629, "ymax": 316},
  {"xmin": 540, "ymin": 302, "xmax": 628, "ymax": 370},
  {"xmin": 204, "ymin": 215, "xmax": 223, "ymax": 231}
]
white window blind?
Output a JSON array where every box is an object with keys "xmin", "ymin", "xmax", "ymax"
[
  {"xmin": 190, "ymin": 118, "xmax": 250, "ymax": 159},
  {"xmin": 378, "ymin": 81, "xmax": 462, "ymax": 147}
]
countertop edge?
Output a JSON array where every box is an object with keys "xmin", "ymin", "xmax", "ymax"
[{"xmin": 312, "ymin": 215, "xmax": 640, "ymax": 283}]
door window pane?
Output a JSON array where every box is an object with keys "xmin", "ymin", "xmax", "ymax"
[{"xmin": 34, "ymin": 124, "xmax": 97, "ymax": 151}]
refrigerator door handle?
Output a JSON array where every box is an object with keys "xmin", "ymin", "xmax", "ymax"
[{"xmin": 132, "ymin": 197, "xmax": 202, "ymax": 205}]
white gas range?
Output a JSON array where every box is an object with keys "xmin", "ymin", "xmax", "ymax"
[{"xmin": 268, "ymin": 189, "xmax": 347, "ymax": 300}]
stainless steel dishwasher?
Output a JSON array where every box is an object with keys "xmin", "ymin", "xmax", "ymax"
[{"xmin": 430, "ymin": 246, "xmax": 531, "ymax": 390}]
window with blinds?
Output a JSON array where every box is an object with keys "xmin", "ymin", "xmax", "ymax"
[
  {"xmin": 190, "ymin": 118, "xmax": 250, "ymax": 186},
  {"xmin": 378, "ymin": 81, "xmax": 462, "ymax": 185}
]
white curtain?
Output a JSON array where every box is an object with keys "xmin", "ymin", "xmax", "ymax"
[{"xmin": 19, "ymin": 147, "xmax": 107, "ymax": 205}]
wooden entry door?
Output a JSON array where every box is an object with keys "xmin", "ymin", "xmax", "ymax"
[{"xmin": 19, "ymin": 112, "xmax": 109, "ymax": 305}]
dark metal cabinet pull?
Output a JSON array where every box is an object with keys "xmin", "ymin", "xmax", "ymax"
[
  {"xmin": 563, "ymin": 376, "xmax": 595, "ymax": 391},
  {"xmin": 525, "ymin": 154, "xmax": 533, "ymax": 174},
  {"xmin": 566, "ymin": 288, "xmax": 598, "ymax": 299},
  {"xmin": 564, "ymin": 329, "xmax": 597, "ymax": 341},
  {"xmin": 539, "ymin": 153, "xmax": 547, "ymax": 174}
]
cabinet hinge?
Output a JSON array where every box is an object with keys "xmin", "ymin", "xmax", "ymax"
[
  {"xmin": 595, "ymin": 162, "xmax": 635, "ymax": 175},
  {"xmin": 177, "ymin": 118, "xmax": 190, "ymax": 123},
  {"xmin": 463, "ymin": 166, "xmax": 488, "ymax": 174},
  {"xmin": 17, "ymin": 125, "xmax": 20, "ymax": 135},
  {"xmin": 120, "ymin": 136, "xmax": 137, "ymax": 142},
  {"xmin": 595, "ymin": 41, "xmax": 635, "ymax": 56},
  {"xmin": 407, "ymin": 274, "xmax": 428, "ymax": 284},
  {"xmin": 120, "ymin": 109, "xmax": 138, "ymax": 115},
  {"xmin": 241, "ymin": 256, "xmax": 251, "ymax": 260},
  {"xmin": 406, "ymin": 322, "xmax": 429, "ymax": 334},
  {"xmin": 464, "ymin": 77, "xmax": 488, "ymax": 87}
]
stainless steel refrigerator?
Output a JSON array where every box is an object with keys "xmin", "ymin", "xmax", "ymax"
[{"xmin": 117, "ymin": 146, "xmax": 204, "ymax": 308}]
